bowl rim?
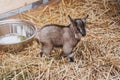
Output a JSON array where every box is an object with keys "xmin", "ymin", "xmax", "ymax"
[{"xmin": 0, "ymin": 19, "xmax": 37, "ymax": 45}]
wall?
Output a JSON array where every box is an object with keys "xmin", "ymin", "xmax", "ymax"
[
  {"xmin": 0, "ymin": 0, "xmax": 39, "ymax": 14},
  {"xmin": 0, "ymin": 0, "xmax": 49, "ymax": 19}
]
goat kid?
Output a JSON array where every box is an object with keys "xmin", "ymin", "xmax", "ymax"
[{"xmin": 35, "ymin": 15, "xmax": 88, "ymax": 62}]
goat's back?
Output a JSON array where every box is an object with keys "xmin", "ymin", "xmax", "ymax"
[{"xmin": 36, "ymin": 24, "xmax": 68, "ymax": 46}]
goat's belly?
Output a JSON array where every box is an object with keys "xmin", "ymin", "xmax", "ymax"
[
  {"xmin": 51, "ymin": 38, "xmax": 63, "ymax": 47},
  {"xmin": 54, "ymin": 44, "xmax": 63, "ymax": 48}
]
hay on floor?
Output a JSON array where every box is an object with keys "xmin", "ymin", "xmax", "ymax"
[{"xmin": 0, "ymin": 0, "xmax": 120, "ymax": 80}]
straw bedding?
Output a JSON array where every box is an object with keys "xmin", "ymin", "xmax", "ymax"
[{"xmin": 0, "ymin": 0, "xmax": 120, "ymax": 80}]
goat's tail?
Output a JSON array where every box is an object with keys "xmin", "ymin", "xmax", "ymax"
[
  {"xmin": 34, "ymin": 38, "xmax": 40, "ymax": 44},
  {"xmin": 34, "ymin": 27, "xmax": 40, "ymax": 44}
]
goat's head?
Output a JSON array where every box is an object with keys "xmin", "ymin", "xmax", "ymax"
[{"xmin": 68, "ymin": 15, "xmax": 89, "ymax": 37}]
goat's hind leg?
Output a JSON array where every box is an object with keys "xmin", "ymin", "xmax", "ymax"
[
  {"xmin": 39, "ymin": 49, "xmax": 43, "ymax": 57},
  {"xmin": 42, "ymin": 43, "xmax": 53, "ymax": 57},
  {"xmin": 35, "ymin": 39, "xmax": 43, "ymax": 57},
  {"xmin": 38, "ymin": 43, "xmax": 53, "ymax": 57},
  {"xmin": 37, "ymin": 43, "xmax": 44, "ymax": 57}
]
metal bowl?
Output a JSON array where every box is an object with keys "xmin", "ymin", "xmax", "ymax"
[{"xmin": 0, "ymin": 19, "xmax": 37, "ymax": 52}]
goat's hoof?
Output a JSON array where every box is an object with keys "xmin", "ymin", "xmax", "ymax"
[
  {"xmin": 39, "ymin": 52, "xmax": 43, "ymax": 57},
  {"xmin": 68, "ymin": 57, "xmax": 74, "ymax": 62},
  {"xmin": 36, "ymin": 54, "xmax": 41, "ymax": 57},
  {"xmin": 36, "ymin": 53, "xmax": 43, "ymax": 57}
]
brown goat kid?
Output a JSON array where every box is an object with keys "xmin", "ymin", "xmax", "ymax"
[{"xmin": 35, "ymin": 15, "xmax": 88, "ymax": 62}]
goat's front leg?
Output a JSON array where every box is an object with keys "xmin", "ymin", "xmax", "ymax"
[{"xmin": 63, "ymin": 44, "xmax": 74, "ymax": 62}]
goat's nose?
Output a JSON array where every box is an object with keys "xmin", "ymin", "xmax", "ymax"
[{"xmin": 82, "ymin": 33, "xmax": 86, "ymax": 36}]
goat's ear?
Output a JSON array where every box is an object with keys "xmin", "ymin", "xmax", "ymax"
[
  {"xmin": 82, "ymin": 15, "xmax": 89, "ymax": 23},
  {"xmin": 68, "ymin": 15, "xmax": 78, "ymax": 37},
  {"xmin": 68, "ymin": 15, "xmax": 74, "ymax": 23}
]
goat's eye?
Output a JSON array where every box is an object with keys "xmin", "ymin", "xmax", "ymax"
[
  {"xmin": 81, "ymin": 21, "xmax": 85, "ymax": 28},
  {"xmin": 74, "ymin": 21, "xmax": 77, "ymax": 26},
  {"xmin": 81, "ymin": 25, "xmax": 84, "ymax": 28}
]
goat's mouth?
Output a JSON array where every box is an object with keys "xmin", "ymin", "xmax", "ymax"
[
  {"xmin": 82, "ymin": 33, "xmax": 86, "ymax": 36},
  {"xmin": 80, "ymin": 31, "xmax": 86, "ymax": 36}
]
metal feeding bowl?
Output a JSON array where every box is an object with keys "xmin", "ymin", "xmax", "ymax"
[{"xmin": 0, "ymin": 19, "xmax": 37, "ymax": 52}]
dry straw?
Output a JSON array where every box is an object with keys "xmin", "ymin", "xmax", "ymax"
[{"xmin": 0, "ymin": 0, "xmax": 120, "ymax": 80}]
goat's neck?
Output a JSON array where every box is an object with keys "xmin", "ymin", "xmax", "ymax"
[{"xmin": 69, "ymin": 24, "xmax": 81, "ymax": 40}]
